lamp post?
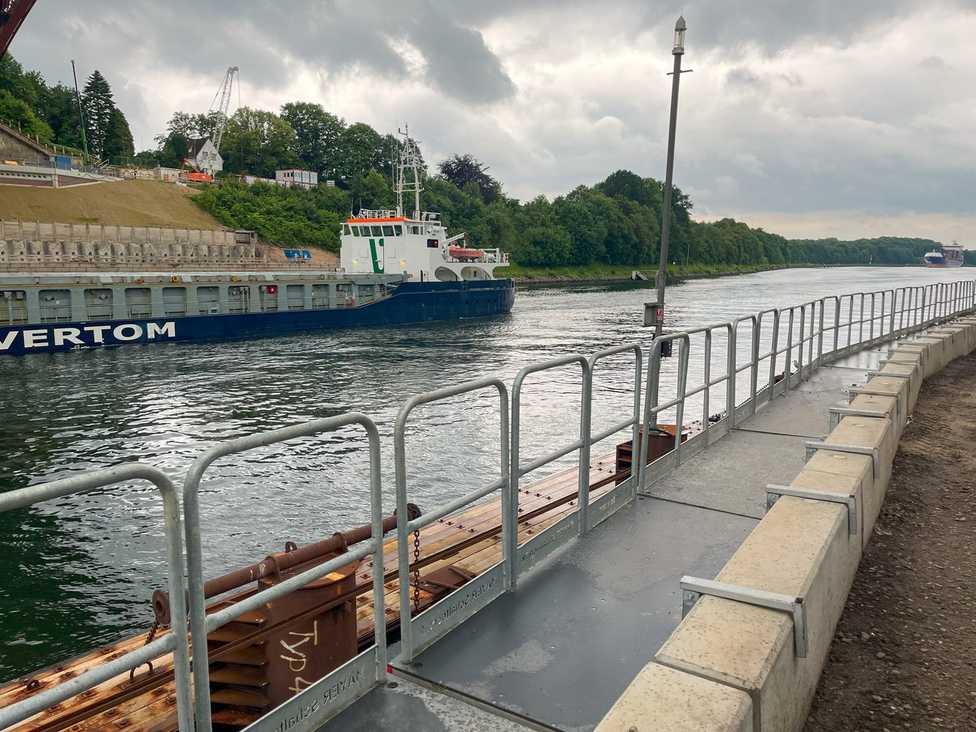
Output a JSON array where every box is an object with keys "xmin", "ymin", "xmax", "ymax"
[{"xmin": 646, "ymin": 16, "xmax": 687, "ymax": 416}]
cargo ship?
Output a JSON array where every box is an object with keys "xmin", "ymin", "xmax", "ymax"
[
  {"xmin": 923, "ymin": 242, "xmax": 965, "ymax": 268},
  {"xmin": 0, "ymin": 132, "xmax": 515, "ymax": 356}
]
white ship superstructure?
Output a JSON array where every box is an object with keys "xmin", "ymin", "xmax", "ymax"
[{"xmin": 340, "ymin": 127, "xmax": 507, "ymax": 282}]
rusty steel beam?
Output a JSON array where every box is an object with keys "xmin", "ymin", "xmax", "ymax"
[{"xmin": 152, "ymin": 504, "xmax": 420, "ymax": 625}]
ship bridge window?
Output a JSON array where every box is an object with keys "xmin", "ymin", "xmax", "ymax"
[
  {"xmin": 394, "ymin": 225, "xmax": 403, "ymax": 236},
  {"xmin": 370, "ymin": 226, "xmax": 383, "ymax": 237},
  {"xmin": 410, "ymin": 225, "xmax": 422, "ymax": 235},
  {"xmin": 351, "ymin": 225, "xmax": 360, "ymax": 236},
  {"xmin": 0, "ymin": 290, "xmax": 27, "ymax": 325},
  {"xmin": 343, "ymin": 224, "xmax": 351, "ymax": 235},
  {"xmin": 382, "ymin": 225, "xmax": 395, "ymax": 236},
  {"xmin": 84, "ymin": 288, "xmax": 113, "ymax": 320}
]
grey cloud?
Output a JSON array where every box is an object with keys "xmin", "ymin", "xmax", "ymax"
[{"xmin": 11, "ymin": 0, "xmax": 513, "ymax": 101}]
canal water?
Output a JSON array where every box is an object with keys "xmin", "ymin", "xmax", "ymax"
[{"xmin": 0, "ymin": 266, "xmax": 972, "ymax": 681}]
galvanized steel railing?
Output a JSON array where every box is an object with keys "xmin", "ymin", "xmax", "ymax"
[
  {"xmin": 182, "ymin": 414, "xmax": 387, "ymax": 732},
  {"xmin": 0, "ymin": 465, "xmax": 193, "ymax": 731},
  {"xmin": 394, "ymin": 377, "xmax": 510, "ymax": 663},
  {"xmin": 635, "ymin": 279, "xmax": 976, "ymax": 489},
  {"xmin": 5, "ymin": 277, "xmax": 975, "ymax": 731}
]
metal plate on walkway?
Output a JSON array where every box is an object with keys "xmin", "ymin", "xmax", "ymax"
[
  {"xmin": 644, "ymin": 428, "xmax": 809, "ymax": 517},
  {"xmin": 372, "ymin": 498, "xmax": 755, "ymax": 731}
]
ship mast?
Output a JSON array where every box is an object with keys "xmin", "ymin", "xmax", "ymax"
[{"xmin": 396, "ymin": 125, "xmax": 423, "ymax": 219}]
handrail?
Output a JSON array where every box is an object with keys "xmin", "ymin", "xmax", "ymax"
[
  {"xmin": 183, "ymin": 413, "xmax": 386, "ymax": 732},
  {"xmin": 394, "ymin": 377, "xmax": 509, "ymax": 662},
  {"xmin": 0, "ymin": 465, "xmax": 192, "ymax": 731}
]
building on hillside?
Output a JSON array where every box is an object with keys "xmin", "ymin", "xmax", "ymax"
[
  {"xmin": 0, "ymin": 119, "xmax": 53, "ymax": 166},
  {"xmin": 275, "ymin": 169, "xmax": 318, "ymax": 189},
  {"xmin": 154, "ymin": 166, "xmax": 181, "ymax": 183},
  {"xmin": 241, "ymin": 174, "xmax": 278, "ymax": 186},
  {"xmin": 184, "ymin": 138, "xmax": 223, "ymax": 176}
]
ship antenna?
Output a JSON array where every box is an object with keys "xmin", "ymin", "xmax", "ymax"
[{"xmin": 397, "ymin": 124, "xmax": 423, "ymax": 219}]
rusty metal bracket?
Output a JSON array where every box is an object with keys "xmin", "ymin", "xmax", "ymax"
[
  {"xmin": 804, "ymin": 441, "xmax": 880, "ymax": 481},
  {"xmin": 680, "ymin": 576, "xmax": 808, "ymax": 658},
  {"xmin": 766, "ymin": 484, "xmax": 858, "ymax": 536}
]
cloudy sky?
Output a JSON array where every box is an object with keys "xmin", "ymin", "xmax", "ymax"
[{"xmin": 10, "ymin": 1, "xmax": 976, "ymax": 243}]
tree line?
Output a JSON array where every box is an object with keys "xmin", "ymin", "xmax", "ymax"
[
  {"xmin": 0, "ymin": 54, "xmax": 133, "ymax": 161},
  {"xmin": 2, "ymin": 53, "xmax": 947, "ymax": 268}
]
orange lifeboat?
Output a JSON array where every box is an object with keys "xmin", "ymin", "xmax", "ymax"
[{"xmin": 448, "ymin": 246, "xmax": 484, "ymax": 262}]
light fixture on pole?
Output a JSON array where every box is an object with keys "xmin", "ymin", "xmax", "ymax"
[{"xmin": 645, "ymin": 15, "xmax": 689, "ymax": 416}]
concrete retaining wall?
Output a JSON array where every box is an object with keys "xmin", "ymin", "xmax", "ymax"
[{"xmin": 597, "ymin": 317, "xmax": 976, "ymax": 732}]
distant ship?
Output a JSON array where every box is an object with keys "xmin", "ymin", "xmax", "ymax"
[
  {"xmin": 923, "ymin": 242, "xmax": 965, "ymax": 268},
  {"xmin": 0, "ymin": 130, "xmax": 515, "ymax": 356}
]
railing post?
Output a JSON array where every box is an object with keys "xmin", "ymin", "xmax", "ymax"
[
  {"xmin": 768, "ymin": 309, "xmax": 780, "ymax": 394},
  {"xmin": 578, "ymin": 366, "xmax": 593, "ymax": 536},
  {"xmin": 726, "ymin": 324, "xmax": 737, "ymax": 426}
]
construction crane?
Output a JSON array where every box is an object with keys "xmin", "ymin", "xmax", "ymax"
[
  {"xmin": 0, "ymin": 0, "xmax": 38, "ymax": 56},
  {"xmin": 209, "ymin": 65, "xmax": 238, "ymax": 155}
]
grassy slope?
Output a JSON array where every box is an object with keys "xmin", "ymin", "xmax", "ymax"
[{"xmin": 0, "ymin": 180, "xmax": 223, "ymax": 229}]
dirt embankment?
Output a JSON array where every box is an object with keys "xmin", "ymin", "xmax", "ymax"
[
  {"xmin": 0, "ymin": 179, "xmax": 222, "ymax": 229},
  {"xmin": 805, "ymin": 351, "xmax": 976, "ymax": 731}
]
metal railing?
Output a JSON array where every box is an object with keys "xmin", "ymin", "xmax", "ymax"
[
  {"xmin": 635, "ymin": 279, "xmax": 976, "ymax": 490},
  {"xmin": 0, "ymin": 465, "xmax": 193, "ymax": 731},
  {"xmin": 393, "ymin": 377, "xmax": 509, "ymax": 663},
  {"xmin": 5, "ymin": 277, "xmax": 976, "ymax": 731},
  {"xmin": 182, "ymin": 414, "xmax": 387, "ymax": 732}
]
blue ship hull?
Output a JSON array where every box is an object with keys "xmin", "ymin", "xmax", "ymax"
[{"xmin": 0, "ymin": 280, "xmax": 516, "ymax": 356}]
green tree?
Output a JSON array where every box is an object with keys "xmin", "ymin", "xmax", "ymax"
[
  {"xmin": 82, "ymin": 70, "xmax": 114, "ymax": 158},
  {"xmin": 280, "ymin": 101, "xmax": 344, "ymax": 176},
  {"xmin": 102, "ymin": 107, "xmax": 134, "ymax": 163},
  {"xmin": 438, "ymin": 154, "xmax": 501, "ymax": 203},
  {"xmin": 335, "ymin": 122, "xmax": 384, "ymax": 182},
  {"xmin": 0, "ymin": 89, "xmax": 52, "ymax": 141},
  {"xmin": 221, "ymin": 107, "xmax": 299, "ymax": 177}
]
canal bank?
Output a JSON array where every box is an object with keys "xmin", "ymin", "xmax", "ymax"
[{"xmin": 805, "ymin": 350, "xmax": 976, "ymax": 732}]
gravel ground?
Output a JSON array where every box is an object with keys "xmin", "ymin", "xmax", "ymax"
[{"xmin": 805, "ymin": 351, "xmax": 976, "ymax": 731}]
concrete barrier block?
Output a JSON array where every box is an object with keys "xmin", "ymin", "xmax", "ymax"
[
  {"xmin": 891, "ymin": 343, "xmax": 935, "ymax": 378},
  {"xmin": 877, "ymin": 362, "xmax": 920, "ymax": 411},
  {"xmin": 924, "ymin": 328, "xmax": 963, "ymax": 361},
  {"xmin": 929, "ymin": 325, "xmax": 976, "ymax": 358},
  {"xmin": 596, "ymin": 662, "xmax": 754, "ymax": 732},
  {"xmin": 826, "ymin": 416, "xmax": 894, "ymax": 492},
  {"xmin": 909, "ymin": 336, "xmax": 948, "ymax": 371},
  {"xmin": 657, "ymin": 497, "xmax": 851, "ymax": 732},
  {"xmin": 862, "ymin": 375, "xmax": 909, "ymax": 422},
  {"xmin": 848, "ymin": 392, "xmax": 902, "ymax": 439},
  {"xmin": 790, "ymin": 464, "xmax": 869, "ymax": 544}
]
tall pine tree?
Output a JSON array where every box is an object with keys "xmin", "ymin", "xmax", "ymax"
[{"xmin": 82, "ymin": 70, "xmax": 114, "ymax": 158}]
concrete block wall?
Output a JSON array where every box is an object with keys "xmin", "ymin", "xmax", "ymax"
[{"xmin": 597, "ymin": 317, "xmax": 976, "ymax": 732}]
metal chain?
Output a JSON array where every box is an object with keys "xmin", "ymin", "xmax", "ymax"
[
  {"xmin": 129, "ymin": 619, "xmax": 160, "ymax": 679},
  {"xmin": 412, "ymin": 528, "xmax": 421, "ymax": 612}
]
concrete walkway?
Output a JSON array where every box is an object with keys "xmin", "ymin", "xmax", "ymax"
[{"xmin": 323, "ymin": 344, "xmax": 893, "ymax": 731}]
